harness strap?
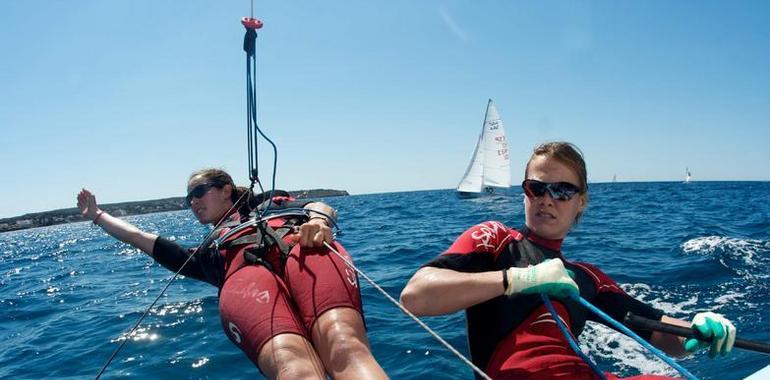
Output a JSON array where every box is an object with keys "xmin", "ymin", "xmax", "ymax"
[
  {"xmin": 228, "ymin": 233, "xmax": 263, "ymax": 247},
  {"xmin": 261, "ymin": 224, "xmax": 293, "ymax": 263},
  {"xmin": 508, "ymin": 237, "xmax": 547, "ymax": 267},
  {"xmin": 243, "ymin": 246, "xmax": 274, "ymax": 272}
]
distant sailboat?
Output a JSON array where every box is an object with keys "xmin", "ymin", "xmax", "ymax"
[
  {"xmin": 612, "ymin": 174, "xmax": 617, "ymax": 183},
  {"xmin": 457, "ymin": 99, "xmax": 511, "ymax": 196},
  {"xmin": 685, "ymin": 168, "xmax": 692, "ymax": 183}
]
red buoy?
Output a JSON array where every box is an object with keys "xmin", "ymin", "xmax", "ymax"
[{"xmin": 241, "ymin": 17, "xmax": 263, "ymax": 29}]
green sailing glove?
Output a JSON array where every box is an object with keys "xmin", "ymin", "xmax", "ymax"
[
  {"xmin": 684, "ymin": 311, "xmax": 736, "ymax": 358},
  {"xmin": 503, "ymin": 259, "xmax": 579, "ymax": 298}
]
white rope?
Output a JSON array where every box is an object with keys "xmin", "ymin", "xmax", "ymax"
[{"xmin": 322, "ymin": 241, "xmax": 492, "ymax": 380}]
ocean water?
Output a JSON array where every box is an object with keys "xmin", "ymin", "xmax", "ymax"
[{"xmin": 2, "ymin": 182, "xmax": 769, "ymax": 379}]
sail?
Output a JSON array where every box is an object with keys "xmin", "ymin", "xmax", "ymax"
[
  {"xmin": 457, "ymin": 131, "xmax": 485, "ymax": 192},
  {"xmin": 479, "ymin": 101, "xmax": 511, "ymax": 187},
  {"xmin": 457, "ymin": 99, "xmax": 511, "ymax": 193}
]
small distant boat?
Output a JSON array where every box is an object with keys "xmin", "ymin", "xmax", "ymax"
[
  {"xmin": 685, "ymin": 168, "xmax": 692, "ymax": 183},
  {"xmin": 457, "ymin": 99, "xmax": 511, "ymax": 197},
  {"xmin": 612, "ymin": 174, "xmax": 617, "ymax": 183}
]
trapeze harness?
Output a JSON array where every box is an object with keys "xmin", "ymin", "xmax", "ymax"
[
  {"xmin": 152, "ymin": 195, "xmax": 313, "ymax": 287},
  {"xmin": 209, "ymin": 202, "xmax": 304, "ymax": 274}
]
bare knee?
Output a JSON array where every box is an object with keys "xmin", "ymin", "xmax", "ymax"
[
  {"xmin": 258, "ymin": 335, "xmax": 325, "ymax": 380},
  {"xmin": 314, "ymin": 311, "xmax": 373, "ymax": 369},
  {"xmin": 326, "ymin": 327, "xmax": 371, "ymax": 366}
]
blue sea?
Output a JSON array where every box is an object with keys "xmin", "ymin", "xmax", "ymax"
[{"xmin": 2, "ymin": 182, "xmax": 769, "ymax": 379}]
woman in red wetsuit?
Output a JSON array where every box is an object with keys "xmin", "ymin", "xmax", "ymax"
[
  {"xmin": 400, "ymin": 142, "xmax": 736, "ymax": 380},
  {"xmin": 78, "ymin": 168, "xmax": 387, "ymax": 379}
]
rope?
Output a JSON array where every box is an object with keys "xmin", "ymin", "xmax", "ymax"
[
  {"xmin": 95, "ymin": 189, "xmax": 253, "ymax": 379},
  {"xmin": 541, "ymin": 294, "xmax": 608, "ymax": 380},
  {"xmin": 321, "ymin": 241, "xmax": 492, "ymax": 380},
  {"xmin": 569, "ymin": 294, "xmax": 699, "ymax": 380}
]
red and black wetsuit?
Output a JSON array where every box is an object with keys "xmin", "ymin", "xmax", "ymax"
[
  {"xmin": 149, "ymin": 195, "xmax": 363, "ymax": 369},
  {"xmin": 423, "ymin": 221, "xmax": 666, "ymax": 380}
]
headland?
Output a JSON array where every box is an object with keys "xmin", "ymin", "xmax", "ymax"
[{"xmin": 0, "ymin": 189, "xmax": 348, "ymax": 233}]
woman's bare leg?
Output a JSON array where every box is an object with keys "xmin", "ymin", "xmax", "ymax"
[
  {"xmin": 311, "ymin": 308, "xmax": 388, "ymax": 380},
  {"xmin": 257, "ymin": 333, "xmax": 326, "ymax": 380}
]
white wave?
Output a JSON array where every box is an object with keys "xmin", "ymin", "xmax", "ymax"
[
  {"xmin": 682, "ymin": 236, "xmax": 769, "ymax": 265},
  {"xmin": 622, "ymin": 283, "xmax": 698, "ymax": 316},
  {"xmin": 713, "ymin": 288, "xmax": 746, "ymax": 307},
  {"xmin": 581, "ymin": 322, "xmax": 677, "ymax": 377},
  {"xmin": 575, "ymin": 283, "xmax": 696, "ymax": 376},
  {"xmin": 191, "ymin": 357, "xmax": 209, "ymax": 368}
]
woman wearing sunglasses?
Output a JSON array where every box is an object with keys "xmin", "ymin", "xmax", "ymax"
[
  {"xmin": 77, "ymin": 168, "xmax": 387, "ymax": 379},
  {"xmin": 400, "ymin": 142, "xmax": 735, "ymax": 379}
]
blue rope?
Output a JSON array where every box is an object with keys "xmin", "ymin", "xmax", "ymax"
[
  {"xmin": 569, "ymin": 294, "xmax": 700, "ymax": 380},
  {"xmin": 541, "ymin": 294, "xmax": 608, "ymax": 380}
]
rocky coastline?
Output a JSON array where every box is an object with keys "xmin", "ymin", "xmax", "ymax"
[{"xmin": 0, "ymin": 189, "xmax": 348, "ymax": 233}]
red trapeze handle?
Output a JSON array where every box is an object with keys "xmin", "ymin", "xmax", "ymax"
[{"xmin": 241, "ymin": 17, "xmax": 263, "ymax": 29}]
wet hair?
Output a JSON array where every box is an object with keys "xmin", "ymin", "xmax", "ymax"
[{"xmin": 525, "ymin": 141, "xmax": 588, "ymax": 223}]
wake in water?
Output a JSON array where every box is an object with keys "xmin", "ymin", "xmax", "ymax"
[{"xmin": 579, "ymin": 283, "xmax": 702, "ymax": 377}]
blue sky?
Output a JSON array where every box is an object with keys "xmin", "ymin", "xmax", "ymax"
[{"xmin": 2, "ymin": 1, "xmax": 769, "ymax": 218}]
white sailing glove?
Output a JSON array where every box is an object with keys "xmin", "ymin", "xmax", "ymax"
[
  {"xmin": 503, "ymin": 259, "xmax": 579, "ymax": 298},
  {"xmin": 684, "ymin": 311, "xmax": 736, "ymax": 358}
]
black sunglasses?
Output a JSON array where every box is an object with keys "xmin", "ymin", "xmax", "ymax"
[
  {"xmin": 185, "ymin": 182, "xmax": 220, "ymax": 206},
  {"xmin": 522, "ymin": 179, "xmax": 582, "ymax": 201}
]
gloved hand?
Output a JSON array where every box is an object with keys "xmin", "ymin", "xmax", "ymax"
[
  {"xmin": 684, "ymin": 311, "xmax": 736, "ymax": 358},
  {"xmin": 504, "ymin": 259, "xmax": 578, "ymax": 298}
]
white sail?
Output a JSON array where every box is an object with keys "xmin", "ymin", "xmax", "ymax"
[
  {"xmin": 457, "ymin": 99, "xmax": 511, "ymax": 193},
  {"xmin": 457, "ymin": 132, "xmax": 485, "ymax": 193}
]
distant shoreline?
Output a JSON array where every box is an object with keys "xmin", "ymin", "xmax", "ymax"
[{"xmin": 0, "ymin": 189, "xmax": 348, "ymax": 233}]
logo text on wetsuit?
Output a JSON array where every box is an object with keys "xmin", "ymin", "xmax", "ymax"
[
  {"xmin": 470, "ymin": 221, "xmax": 507, "ymax": 251},
  {"xmin": 228, "ymin": 322, "xmax": 243, "ymax": 344}
]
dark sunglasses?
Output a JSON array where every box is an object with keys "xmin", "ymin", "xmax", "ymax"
[
  {"xmin": 185, "ymin": 182, "xmax": 219, "ymax": 206},
  {"xmin": 522, "ymin": 179, "xmax": 582, "ymax": 201}
]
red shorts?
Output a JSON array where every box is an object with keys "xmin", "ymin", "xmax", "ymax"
[{"xmin": 217, "ymin": 241, "xmax": 362, "ymax": 366}]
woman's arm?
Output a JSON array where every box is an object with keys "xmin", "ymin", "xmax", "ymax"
[
  {"xmin": 650, "ymin": 313, "xmax": 736, "ymax": 358},
  {"xmin": 302, "ymin": 201, "xmax": 337, "ymax": 225},
  {"xmin": 400, "ymin": 266, "xmax": 504, "ymax": 316},
  {"xmin": 401, "ymin": 259, "xmax": 578, "ymax": 316},
  {"xmin": 648, "ymin": 316, "xmax": 689, "ymax": 357},
  {"xmin": 296, "ymin": 201, "xmax": 337, "ymax": 247},
  {"xmin": 77, "ymin": 189, "xmax": 158, "ymax": 255}
]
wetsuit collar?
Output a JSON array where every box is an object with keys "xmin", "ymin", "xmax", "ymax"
[
  {"xmin": 522, "ymin": 226, "xmax": 563, "ymax": 252},
  {"xmin": 213, "ymin": 208, "xmax": 242, "ymax": 228}
]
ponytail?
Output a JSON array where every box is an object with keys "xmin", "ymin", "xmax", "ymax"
[{"xmin": 232, "ymin": 186, "xmax": 257, "ymax": 216}]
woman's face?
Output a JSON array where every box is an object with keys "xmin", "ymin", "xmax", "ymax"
[
  {"xmin": 186, "ymin": 176, "xmax": 233, "ymax": 225},
  {"xmin": 523, "ymin": 155, "xmax": 586, "ymax": 240}
]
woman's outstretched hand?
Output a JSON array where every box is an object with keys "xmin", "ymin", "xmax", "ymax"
[{"xmin": 77, "ymin": 188, "xmax": 101, "ymax": 221}]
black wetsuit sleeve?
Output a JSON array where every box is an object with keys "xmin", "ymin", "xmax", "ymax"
[
  {"xmin": 422, "ymin": 253, "xmax": 495, "ymax": 273},
  {"xmin": 590, "ymin": 292, "xmax": 665, "ymax": 341},
  {"xmin": 152, "ymin": 237, "xmax": 225, "ymax": 288}
]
